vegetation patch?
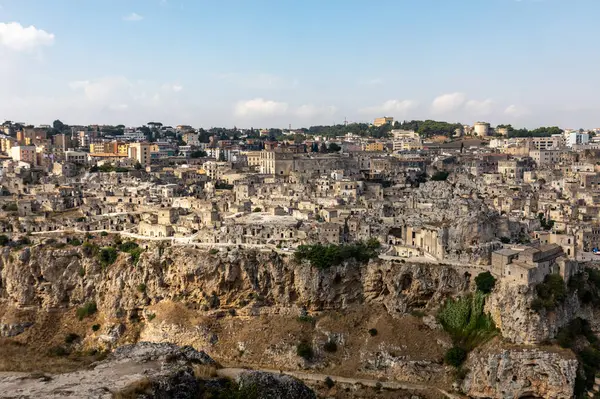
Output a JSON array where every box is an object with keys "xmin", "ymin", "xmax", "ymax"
[
  {"xmin": 97, "ymin": 247, "xmax": 118, "ymax": 268},
  {"xmin": 438, "ymin": 291, "xmax": 497, "ymax": 366},
  {"xmin": 475, "ymin": 271, "xmax": 496, "ymax": 294},
  {"xmin": 431, "ymin": 171, "xmax": 450, "ymax": 181},
  {"xmin": 294, "ymin": 239, "xmax": 380, "ymax": 269},
  {"xmin": 296, "ymin": 340, "xmax": 314, "ymax": 360},
  {"xmin": 64, "ymin": 333, "xmax": 80, "ymax": 344},
  {"xmin": 531, "ymin": 274, "xmax": 566, "ymax": 312},
  {"xmin": 444, "ymin": 346, "xmax": 467, "ymax": 367},
  {"xmin": 323, "ymin": 340, "xmax": 338, "ymax": 353},
  {"xmin": 76, "ymin": 301, "xmax": 97, "ymax": 320},
  {"xmin": 556, "ymin": 318, "xmax": 600, "ymax": 397},
  {"xmin": 569, "ymin": 268, "xmax": 600, "ymax": 306}
]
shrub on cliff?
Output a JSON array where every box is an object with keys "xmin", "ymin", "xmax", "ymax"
[
  {"xmin": 438, "ymin": 292, "xmax": 497, "ymax": 351},
  {"xmin": 475, "ymin": 271, "xmax": 496, "ymax": 294},
  {"xmin": 76, "ymin": 301, "xmax": 97, "ymax": 320},
  {"xmin": 82, "ymin": 242, "xmax": 99, "ymax": 257},
  {"xmin": 98, "ymin": 247, "xmax": 118, "ymax": 267},
  {"xmin": 444, "ymin": 346, "xmax": 467, "ymax": 367},
  {"xmin": 532, "ymin": 274, "xmax": 566, "ymax": 312},
  {"xmin": 294, "ymin": 239, "xmax": 380, "ymax": 269},
  {"xmin": 296, "ymin": 341, "xmax": 314, "ymax": 360},
  {"xmin": 0, "ymin": 235, "xmax": 10, "ymax": 246},
  {"xmin": 323, "ymin": 340, "xmax": 337, "ymax": 353}
]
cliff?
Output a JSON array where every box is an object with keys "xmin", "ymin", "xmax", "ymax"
[
  {"xmin": 462, "ymin": 345, "xmax": 577, "ymax": 399},
  {"xmin": 486, "ymin": 279, "xmax": 595, "ymax": 345},
  {"xmin": 0, "ymin": 240, "xmax": 586, "ymax": 398},
  {"xmin": 0, "ymin": 243, "xmax": 468, "ymax": 320}
]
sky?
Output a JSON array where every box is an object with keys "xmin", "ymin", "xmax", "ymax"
[{"xmin": 0, "ymin": 0, "xmax": 599, "ymax": 129}]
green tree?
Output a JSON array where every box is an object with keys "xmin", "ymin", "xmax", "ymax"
[
  {"xmin": 475, "ymin": 271, "xmax": 496, "ymax": 294},
  {"xmin": 444, "ymin": 347, "xmax": 467, "ymax": 367},
  {"xmin": 190, "ymin": 150, "xmax": 207, "ymax": 158},
  {"xmin": 53, "ymin": 119, "xmax": 66, "ymax": 131},
  {"xmin": 327, "ymin": 143, "xmax": 341, "ymax": 152}
]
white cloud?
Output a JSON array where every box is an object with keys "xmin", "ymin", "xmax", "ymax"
[
  {"xmin": 0, "ymin": 22, "xmax": 54, "ymax": 52},
  {"xmin": 465, "ymin": 98, "xmax": 494, "ymax": 115},
  {"xmin": 295, "ymin": 104, "xmax": 337, "ymax": 118},
  {"xmin": 504, "ymin": 104, "xmax": 530, "ymax": 117},
  {"xmin": 431, "ymin": 92, "xmax": 466, "ymax": 114},
  {"xmin": 234, "ymin": 98, "xmax": 289, "ymax": 117},
  {"xmin": 162, "ymin": 83, "xmax": 183, "ymax": 92},
  {"xmin": 359, "ymin": 99, "xmax": 418, "ymax": 115},
  {"xmin": 69, "ymin": 76, "xmax": 132, "ymax": 103},
  {"xmin": 123, "ymin": 13, "xmax": 143, "ymax": 22}
]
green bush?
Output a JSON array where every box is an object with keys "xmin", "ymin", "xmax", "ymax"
[
  {"xmin": 92, "ymin": 324, "xmax": 101, "ymax": 332},
  {"xmin": 297, "ymin": 315, "xmax": 315, "ymax": 324},
  {"xmin": 368, "ymin": 328, "xmax": 378, "ymax": 337},
  {"xmin": 0, "ymin": 235, "xmax": 10, "ymax": 246},
  {"xmin": 119, "ymin": 241, "xmax": 139, "ymax": 252},
  {"xmin": 64, "ymin": 333, "xmax": 79, "ymax": 344},
  {"xmin": 475, "ymin": 272, "xmax": 496, "ymax": 294},
  {"xmin": 137, "ymin": 283, "xmax": 147, "ymax": 293},
  {"xmin": 431, "ymin": 171, "xmax": 449, "ymax": 181},
  {"xmin": 76, "ymin": 301, "xmax": 97, "ymax": 320},
  {"xmin": 129, "ymin": 248, "xmax": 143, "ymax": 265},
  {"xmin": 296, "ymin": 341, "xmax": 314, "ymax": 360},
  {"xmin": 294, "ymin": 239, "xmax": 381, "ymax": 269},
  {"xmin": 48, "ymin": 346, "xmax": 69, "ymax": 357},
  {"xmin": 82, "ymin": 242, "xmax": 99, "ymax": 257},
  {"xmin": 97, "ymin": 247, "xmax": 118, "ymax": 267},
  {"xmin": 100, "ymin": 231, "xmax": 109, "ymax": 237},
  {"xmin": 2, "ymin": 203, "xmax": 18, "ymax": 212},
  {"xmin": 78, "ymin": 267, "xmax": 85, "ymax": 277},
  {"xmin": 533, "ymin": 274, "xmax": 566, "ymax": 312},
  {"xmin": 438, "ymin": 292, "xmax": 497, "ymax": 351},
  {"xmin": 445, "ymin": 346, "xmax": 467, "ymax": 367},
  {"xmin": 253, "ymin": 207, "xmax": 261, "ymax": 212},
  {"xmin": 70, "ymin": 239, "xmax": 82, "ymax": 246},
  {"xmin": 324, "ymin": 376, "xmax": 335, "ymax": 389},
  {"xmin": 323, "ymin": 340, "xmax": 338, "ymax": 353},
  {"xmin": 209, "ymin": 248, "xmax": 219, "ymax": 255}
]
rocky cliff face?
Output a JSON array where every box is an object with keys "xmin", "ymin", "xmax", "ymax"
[
  {"xmin": 0, "ymin": 243, "xmax": 468, "ymax": 321},
  {"xmin": 486, "ymin": 279, "xmax": 594, "ymax": 345},
  {"xmin": 0, "ymin": 241, "xmax": 584, "ymax": 398},
  {"xmin": 462, "ymin": 345, "xmax": 578, "ymax": 399}
]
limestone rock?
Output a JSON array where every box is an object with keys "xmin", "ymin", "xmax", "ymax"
[
  {"xmin": 462, "ymin": 346, "xmax": 577, "ymax": 399},
  {"xmin": 486, "ymin": 279, "xmax": 593, "ymax": 344},
  {"xmin": 0, "ymin": 342, "xmax": 317, "ymax": 399},
  {"xmin": 237, "ymin": 370, "xmax": 317, "ymax": 399}
]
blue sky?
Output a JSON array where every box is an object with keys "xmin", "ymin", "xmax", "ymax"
[{"xmin": 0, "ymin": 0, "xmax": 599, "ymax": 129}]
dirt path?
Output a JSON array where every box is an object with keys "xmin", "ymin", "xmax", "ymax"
[{"xmin": 216, "ymin": 367, "xmax": 463, "ymax": 398}]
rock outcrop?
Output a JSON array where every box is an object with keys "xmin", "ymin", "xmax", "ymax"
[
  {"xmin": 0, "ymin": 244, "xmax": 468, "ymax": 321},
  {"xmin": 0, "ymin": 342, "xmax": 316, "ymax": 399},
  {"xmin": 462, "ymin": 346, "xmax": 578, "ymax": 399},
  {"xmin": 486, "ymin": 279, "xmax": 593, "ymax": 344}
]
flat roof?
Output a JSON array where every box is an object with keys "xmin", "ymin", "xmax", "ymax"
[{"xmin": 495, "ymin": 248, "xmax": 520, "ymax": 256}]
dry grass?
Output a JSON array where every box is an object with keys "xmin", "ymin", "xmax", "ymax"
[
  {"xmin": 193, "ymin": 364, "xmax": 218, "ymax": 379},
  {"xmin": 113, "ymin": 377, "xmax": 153, "ymax": 399}
]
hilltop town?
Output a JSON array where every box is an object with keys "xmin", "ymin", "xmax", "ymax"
[
  {"xmin": 1, "ymin": 118, "xmax": 598, "ymax": 283},
  {"xmin": 2, "ymin": 117, "xmax": 600, "ymax": 398}
]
